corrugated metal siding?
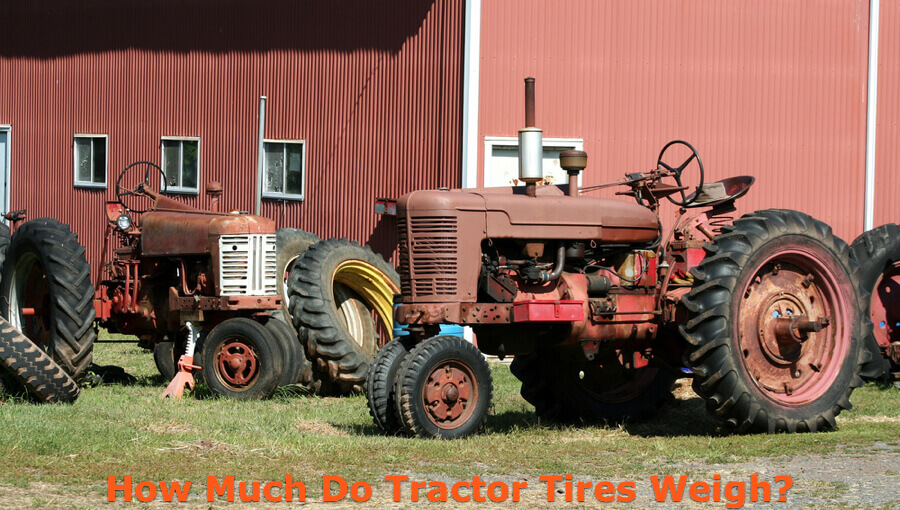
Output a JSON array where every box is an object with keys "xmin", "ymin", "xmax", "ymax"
[
  {"xmin": 0, "ymin": 0, "xmax": 463, "ymax": 273},
  {"xmin": 875, "ymin": 0, "xmax": 900, "ymax": 228},
  {"xmin": 479, "ymin": 0, "xmax": 869, "ymax": 242}
]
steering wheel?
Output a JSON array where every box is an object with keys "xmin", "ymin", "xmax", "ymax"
[
  {"xmin": 656, "ymin": 140, "xmax": 705, "ymax": 207},
  {"xmin": 116, "ymin": 161, "xmax": 168, "ymax": 213}
]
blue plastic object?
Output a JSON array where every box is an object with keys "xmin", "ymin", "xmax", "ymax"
[{"xmin": 392, "ymin": 303, "xmax": 464, "ymax": 339}]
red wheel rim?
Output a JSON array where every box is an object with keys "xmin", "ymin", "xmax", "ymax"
[
  {"xmin": 737, "ymin": 249, "xmax": 850, "ymax": 404},
  {"xmin": 215, "ymin": 340, "xmax": 259, "ymax": 389},
  {"xmin": 422, "ymin": 360, "xmax": 478, "ymax": 430},
  {"xmin": 870, "ymin": 262, "xmax": 900, "ymax": 350}
]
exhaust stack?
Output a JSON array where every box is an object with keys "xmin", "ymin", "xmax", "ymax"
[{"xmin": 518, "ymin": 77, "xmax": 543, "ymax": 197}]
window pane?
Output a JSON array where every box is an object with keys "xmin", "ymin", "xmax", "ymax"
[
  {"xmin": 92, "ymin": 138, "xmax": 105, "ymax": 184},
  {"xmin": 285, "ymin": 143, "xmax": 303, "ymax": 195},
  {"xmin": 264, "ymin": 143, "xmax": 284, "ymax": 193},
  {"xmin": 162, "ymin": 140, "xmax": 180, "ymax": 187},
  {"xmin": 75, "ymin": 138, "xmax": 92, "ymax": 182},
  {"xmin": 182, "ymin": 141, "xmax": 198, "ymax": 189}
]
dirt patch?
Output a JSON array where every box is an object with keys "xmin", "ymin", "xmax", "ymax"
[{"xmin": 295, "ymin": 419, "xmax": 348, "ymax": 437}]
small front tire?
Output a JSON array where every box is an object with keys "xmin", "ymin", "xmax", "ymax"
[
  {"xmin": 199, "ymin": 318, "xmax": 282, "ymax": 400},
  {"xmin": 394, "ymin": 336, "xmax": 492, "ymax": 439}
]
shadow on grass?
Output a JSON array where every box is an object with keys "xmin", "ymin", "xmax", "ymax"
[{"xmin": 329, "ymin": 400, "xmax": 723, "ymax": 439}]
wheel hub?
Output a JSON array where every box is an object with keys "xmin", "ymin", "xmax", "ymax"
[
  {"xmin": 424, "ymin": 362, "xmax": 474, "ymax": 426},
  {"xmin": 216, "ymin": 341, "xmax": 258, "ymax": 387},
  {"xmin": 756, "ymin": 293, "xmax": 810, "ymax": 363}
]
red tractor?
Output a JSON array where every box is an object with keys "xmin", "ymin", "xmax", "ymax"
[
  {"xmin": 1, "ymin": 162, "xmax": 306, "ymax": 399},
  {"xmin": 369, "ymin": 79, "xmax": 868, "ymax": 438}
]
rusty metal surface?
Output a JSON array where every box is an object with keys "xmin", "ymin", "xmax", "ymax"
[
  {"xmin": 0, "ymin": 0, "xmax": 463, "ymax": 277},
  {"xmin": 478, "ymin": 0, "xmax": 869, "ymax": 242}
]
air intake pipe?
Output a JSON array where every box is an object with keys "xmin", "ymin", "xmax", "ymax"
[{"xmin": 519, "ymin": 77, "xmax": 543, "ymax": 197}]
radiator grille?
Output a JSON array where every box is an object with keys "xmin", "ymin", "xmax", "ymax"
[
  {"xmin": 401, "ymin": 216, "xmax": 458, "ymax": 299},
  {"xmin": 218, "ymin": 234, "xmax": 277, "ymax": 296}
]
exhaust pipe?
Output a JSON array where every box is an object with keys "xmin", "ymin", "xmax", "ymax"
[{"xmin": 519, "ymin": 77, "xmax": 543, "ymax": 197}]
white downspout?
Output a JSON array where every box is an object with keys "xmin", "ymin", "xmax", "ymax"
[
  {"xmin": 864, "ymin": 0, "xmax": 880, "ymax": 231},
  {"xmin": 461, "ymin": 0, "xmax": 481, "ymax": 345},
  {"xmin": 461, "ymin": 0, "xmax": 481, "ymax": 189},
  {"xmin": 256, "ymin": 96, "xmax": 267, "ymax": 216}
]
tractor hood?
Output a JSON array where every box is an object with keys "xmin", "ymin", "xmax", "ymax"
[
  {"xmin": 398, "ymin": 185, "xmax": 660, "ymax": 244},
  {"xmin": 141, "ymin": 211, "xmax": 276, "ymax": 256}
]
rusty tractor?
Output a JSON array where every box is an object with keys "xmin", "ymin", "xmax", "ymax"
[
  {"xmin": 1, "ymin": 162, "xmax": 307, "ymax": 399},
  {"xmin": 370, "ymin": 78, "xmax": 869, "ymax": 439}
]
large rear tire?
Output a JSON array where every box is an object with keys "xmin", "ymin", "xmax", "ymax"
[
  {"xmin": 681, "ymin": 209, "xmax": 868, "ymax": 433},
  {"xmin": 0, "ymin": 317, "xmax": 79, "ymax": 403},
  {"xmin": 849, "ymin": 223, "xmax": 900, "ymax": 379},
  {"xmin": 286, "ymin": 238, "xmax": 399, "ymax": 395},
  {"xmin": 198, "ymin": 318, "xmax": 282, "ymax": 400},
  {"xmin": 510, "ymin": 347, "xmax": 675, "ymax": 423},
  {"xmin": 0, "ymin": 218, "xmax": 95, "ymax": 381}
]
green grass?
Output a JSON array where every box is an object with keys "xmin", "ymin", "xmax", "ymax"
[{"xmin": 0, "ymin": 337, "xmax": 898, "ymax": 501}]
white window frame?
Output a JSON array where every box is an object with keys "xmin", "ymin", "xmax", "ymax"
[
  {"xmin": 160, "ymin": 136, "xmax": 201, "ymax": 195},
  {"xmin": 0, "ymin": 125, "xmax": 10, "ymax": 218},
  {"xmin": 73, "ymin": 134, "xmax": 108, "ymax": 189},
  {"xmin": 261, "ymin": 139, "xmax": 306, "ymax": 201},
  {"xmin": 483, "ymin": 136, "xmax": 584, "ymax": 188}
]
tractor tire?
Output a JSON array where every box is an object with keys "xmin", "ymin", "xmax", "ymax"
[
  {"xmin": 276, "ymin": 228, "xmax": 320, "ymax": 324},
  {"xmin": 0, "ymin": 222, "xmax": 10, "ymax": 273},
  {"xmin": 0, "ymin": 317, "xmax": 79, "ymax": 403},
  {"xmin": 680, "ymin": 209, "xmax": 868, "ymax": 433},
  {"xmin": 261, "ymin": 315, "xmax": 308, "ymax": 387},
  {"xmin": 849, "ymin": 223, "xmax": 900, "ymax": 380},
  {"xmin": 510, "ymin": 347, "xmax": 675, "ymax": 423},
  {"xmin": 0, "ymin": 218, "xmax": 95, "ymax": 381},
  {"xmin": 198, "ymin": 318, "xmax": 282, "ymax": 400},
  {"xmin": 366, "ymin": 336, "xmax": 415, "ymax": 434},
  {"xmin": 286, "ymin": 238, "xmax": 399, "ymax": 395},
  {"xmin": 153, "ymin": 341, "xmax": 178, "ymax": 381},
  {"xmin": 393, "ymin": 335, "xmax": 492, "ymax": 439}
]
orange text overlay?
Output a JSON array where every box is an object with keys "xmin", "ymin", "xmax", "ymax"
[{"xmin": 107, "ymin": 473, "xmax": 793, "ymax": 507}]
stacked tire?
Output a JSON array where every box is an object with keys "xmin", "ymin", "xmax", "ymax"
[
  {"xmin": 0, "ymin": 218, "xmax": 91, "ymax": 403},
  {"xmin": 284, "ymin": 237, "xmax": 400, "ymax": 396}
]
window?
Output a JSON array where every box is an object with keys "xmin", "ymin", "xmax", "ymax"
[
  {"xmin": 262, "ymin": 140, "xmax": 305, "ymax": 200},
  {"xmin": 73, "ymin": 134, "xmax": 107, "ymax": 188},
  {"xmin": 483, "ymin": 136, "xmax": 584, "ymax": 188},
  {"xmin": 161, "ymin": 137, "xmax": 200, "ymax": 194}
]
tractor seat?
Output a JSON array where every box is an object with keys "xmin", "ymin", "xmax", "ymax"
[{"xmin": 684, "ymin": 176, "xmax": 755, "ymax": 208}]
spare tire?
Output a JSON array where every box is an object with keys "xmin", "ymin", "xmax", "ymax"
[
  {"xmin": 0, "ymin": 317, "xmax": 79, "ymax": 403},
  {"xmin": 0, "ymin": 218, "xmax": 95, "ymax": 381},
  {"xmin": 849, "ymin": 224, "xmax": 900, "ymax": 380},
  {"xmin": 287, "ymin": 238, "xmax": 399, "ymax": 395}
]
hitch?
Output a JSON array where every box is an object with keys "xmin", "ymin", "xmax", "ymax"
[{"xmin": 161, "ymin": 322, "xmax": 202, "ymax": 399}]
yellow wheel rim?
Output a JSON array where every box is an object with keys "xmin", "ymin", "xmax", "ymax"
[{"xmin": 333, "ymin": 260, "xmax": 399, "ymax": 336}]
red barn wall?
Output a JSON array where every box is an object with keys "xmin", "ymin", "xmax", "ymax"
[
  {"xmin": 875, "ymin": 0, "xmax": 900, "ymax": 227},
  {"xmin": 478, "ymin": 0, "xmax": 870, "ymax": 242},
  {"xmin": 0, "ymin": 0, "xmax": 463, "ymax": 272}
]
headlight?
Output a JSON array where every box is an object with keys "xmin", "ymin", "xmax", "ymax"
[{"xmin": 116, "ymin": 214, "xmax": 132, "ymax": 231}]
